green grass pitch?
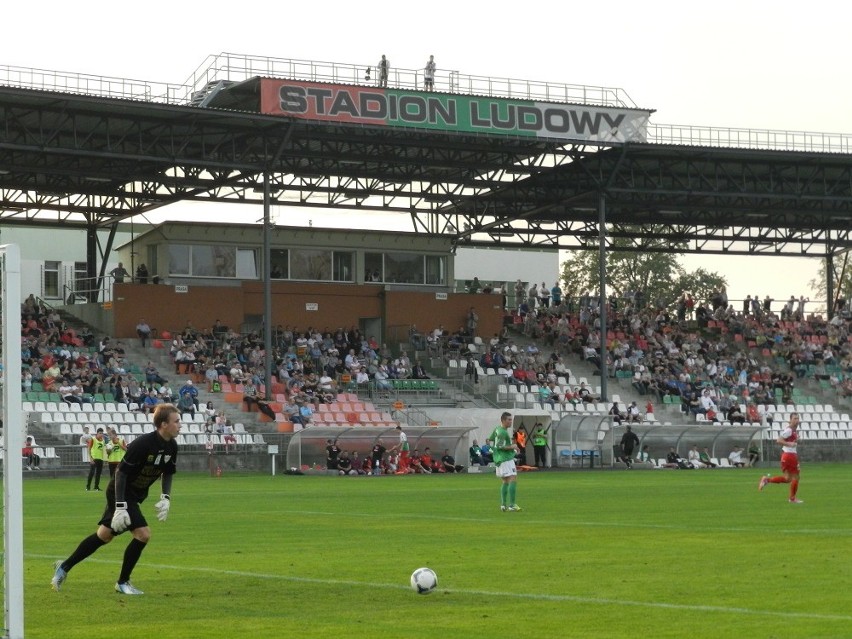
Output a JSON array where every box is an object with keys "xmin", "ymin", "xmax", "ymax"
[{"xmin": 17, "ymin": 465, "xmax": 852, "ymax": 638}]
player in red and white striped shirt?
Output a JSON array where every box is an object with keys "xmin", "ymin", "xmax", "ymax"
[{"xmin": 758, "ymin": 413, "xmax": 803, "ymax": 503}]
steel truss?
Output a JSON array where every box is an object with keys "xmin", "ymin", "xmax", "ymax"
[{"xmin": 1, "ymin": 87, "xmax": 852, "ymax": 260}]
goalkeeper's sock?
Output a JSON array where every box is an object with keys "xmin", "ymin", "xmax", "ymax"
[
  {"xmin": 500, "ymin": 483, "xmax": 508, "ymax": 506},
  {"xmin": 118, "ymin": 538, "xmax": 147, "ymax": 584},
  {"xmin": 63, "ymin": 533, "xmax": 108, "ymax": 572},
  {"xmin": 508, "ymin": 481, "xmax": 517, "ymax": 505}
]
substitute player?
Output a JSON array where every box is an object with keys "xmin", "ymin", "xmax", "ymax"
[
  {"xmin": 758, "ymin": 412, "xmax": 803, "ymax": 503},
  {"xmin": 51, "ymin": 403, "xmax": 180, "ymax": 595},
  {"xmin": 491, "ymin": 411, "xmax": 521, "ymax": 512},
  {"xmin": 394, "ymin": 425, "xmax": 410, "ymax": 474}
]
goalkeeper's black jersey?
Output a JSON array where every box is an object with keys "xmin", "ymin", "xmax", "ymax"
[{"xmin": 108, "ymin": 429, "xmax": 178, "ymax": 503}]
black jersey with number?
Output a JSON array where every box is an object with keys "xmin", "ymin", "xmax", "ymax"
[{"xmin": 109, "ymin": 430, "xmax": 178, "ymax": 503}]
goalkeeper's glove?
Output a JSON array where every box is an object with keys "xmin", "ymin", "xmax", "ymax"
[
  {"xmin": 154, "ymin": 494, "xmax": 171, "ymax": 522},
  {"xmin": 111, "ymin": 502, "xmax": 130, "ymax": 532}
]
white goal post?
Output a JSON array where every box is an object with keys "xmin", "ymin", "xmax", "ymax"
[{"xmin": 1, "ymin": 244, "xmax": 24, "ymax": 639}]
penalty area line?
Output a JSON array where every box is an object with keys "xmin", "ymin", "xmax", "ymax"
[{"xmin": 32, "ymin": 554, "xmax": 852, "ymax": 622}]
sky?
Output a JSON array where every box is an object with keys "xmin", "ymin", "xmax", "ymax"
[{"xmin": 4, "ymin": 0, "xmax": 850, "ymax": 309}]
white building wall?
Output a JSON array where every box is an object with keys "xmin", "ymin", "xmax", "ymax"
[
  {"xmin": 0, "ymin": 226, "xmax": 134, "ymax": 302},
  {"xmin": 454, "ymin": 246, "xmax": 560, "ymax": 291}
]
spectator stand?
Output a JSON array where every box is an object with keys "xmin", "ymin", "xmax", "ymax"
[{"xmin": 285, "ymin": 425, "xmax": 477, "ymax": 473}]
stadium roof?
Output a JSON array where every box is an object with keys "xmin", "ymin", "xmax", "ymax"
[{"xmin": 2, "ymin": 54, "xmax": 852, "ymax": 258}]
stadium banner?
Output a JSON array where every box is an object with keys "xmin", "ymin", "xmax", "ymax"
[{"xmin": 260, "ymin": 79, "xmax": 650, "ymax": 143}]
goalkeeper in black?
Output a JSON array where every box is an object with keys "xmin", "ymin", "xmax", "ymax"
[{"xmin": 52, "ymin": 403, "xmax": 180, "ymax": 595}]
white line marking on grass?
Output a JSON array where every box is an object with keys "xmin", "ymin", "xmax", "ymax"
[{"xmin": 32, "ymin": 554, "xmax": 852, "ymax": 622}]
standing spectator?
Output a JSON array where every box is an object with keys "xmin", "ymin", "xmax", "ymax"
[
  {"xmin": 135, "ymin": 263, "xmax": 148, "ymax": 284},
  {"xmin": 51, "ymin": 404, "xmax": 180, "ymax": 596},
  {"xmin": 491, "ymin": 412, "xmax": 521, "ymax": 511},
  {"xmin": 538, "ymin": 283, "xmax": 550, "ymax": 308},
  {"xmin": 759, "ymin": 413, "xmax": 803, "ymax": 503},
  {"xmin": 513, "ymin": 424, "xmax": 528, "ymax": 466},
  {"xmin": 423, "ymin": 55, "xmax": 436, "ymax": 91},
  {"xmin": 378, "ymin": 55, "xmax": 389, "ymax": 88},
  {"xmin": 551, "ymin": 282, "xmax": 562, "ymax": 307},
  {"xmin": 532, "ymin": 424, "xmax": 549, "ymax": 468},
  {"xmin": 86, "ymin": 428, "xmax": 107, "ymax": 491},
  {"xmin": 394, "ymin": 425, "xmax": 410, "ymax": 473},
  {"xmin": 106, "ymin": 430, "xmax": 128, "ymax": 478},
  {"xmin": 80, "ymin": 425, "xmax": 93, "ymax": 463},
  {"xmin": 326, "ymin": 439, "xmax": 341, "ymax": 471},
  {"xmin": 371, "ymin": 439, "xmax": 387, "ymax": 475},
  {"xmin": 514, "ymin": 279, "xmax": 526, "ymax": 310},
  {"xmin": 135, "ymin": 318, "xmax": 151, "ymax": 348},
  {"xmin": 110, "ymin": 262, "xmax": 129, "ymax": 283},
  {"xmin": 466, "ymin": 306, "xmax": 479, "ymax": 336},
  {"xmin": 619, "ymin": 425, "xmax": 640, "ymax": 469}
]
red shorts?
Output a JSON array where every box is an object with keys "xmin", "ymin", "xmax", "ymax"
[{"xmin": 780, "ymin": 452, "xmax": 800, "ymax": 475}]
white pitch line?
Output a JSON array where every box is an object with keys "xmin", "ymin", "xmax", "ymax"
[{"xmin": 32, "ymin": 554, "xmax": 852, "ymax": 622}]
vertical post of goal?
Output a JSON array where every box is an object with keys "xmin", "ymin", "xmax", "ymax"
[{"xmin": 1, "ymin": 244, "xmax": 24, "ymax": 639}]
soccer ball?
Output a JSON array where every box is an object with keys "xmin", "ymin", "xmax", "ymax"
[{"xmin": 410, "ymin": 567, "xmax": 438, "ymax": 594}]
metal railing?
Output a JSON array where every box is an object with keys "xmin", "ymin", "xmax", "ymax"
[
  {"xmin": 647, "ymin": 122, "xmax": 852, "ymax": 154},
  {"xmin": 4, "ymin": 54, "xmax": 851, "ymax": 153}
]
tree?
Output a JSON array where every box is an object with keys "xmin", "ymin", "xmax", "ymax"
[
  {"xmin": 559, "ymin": 227, "xmax": 727, "ymax": 309},
  {"xmin": 808, "ymin": 250, "xmax": 852, "ymax": 314}
]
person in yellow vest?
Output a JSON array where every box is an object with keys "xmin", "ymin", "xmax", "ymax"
[
  {"xmin": 532, "ymin": 423, "xmax": 550, "ymax": 468},
  {"xmin": 106, "ymin": 429, "xmax": 128, "ymax": 478},
  {"xmin": 86, "ymin": 428, "xmax": 107, "ymax": 491}
]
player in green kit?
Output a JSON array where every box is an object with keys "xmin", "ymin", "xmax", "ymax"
[{"xmin": 491, "ymin": 411, "xmax": 521, "ymax": 511}]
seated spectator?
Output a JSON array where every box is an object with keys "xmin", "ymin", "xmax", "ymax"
[
  {"xmin": 177, "ymin": 391, "xmax": 196, "ymax": 418},
  {"xmin": 699, "ymin": 447, "xmax": 717, "ymax": 468},
  {"xmin": 141, "ymin": 389, "xmax": 162, "ymax": 415},
  {"xmin": 411, "ymin": 360, "xmax": 430, "ymax": 379},
  {"xmin": 145, "ymin": 361, "xmax": 167, "ymax": 386},
  {"xmin": 337, "ymin": 451, "xmax": 357, "ymax": 476},
  {"xmin": 726, "ymin": 403, "xmax": 746, "ymax": 425},
  {"xmin": 728, "ymin": 446, "xmax": 747, "ymax": 468},
  {"xmin": 158, "ymin": 382, "xmax": 176, "ymax": 403},
  {"xmin": 608, "ymin": 402, "xmax": 624, "ymax": 424},
  {"xmin": 577, "ymin": 382, "xmax": 598, "ymax": 404},
  {"xmin": 748, "ymin": 443, "xmax": 760, "ymax": 467},
  {"xmin": 255, "ymin": 397, "xmax": 277, "ymax": 420},
  {"xmin": 420, "ymin": 448, "xmax": 439, "ymax": 473},
  {"xmin": 22, "ymin": 436, "xmax": 40, "ymax": 470},
  {"xmin": 243, "ymin": 381, "xmax": 260, "ymax": 412},
  {"xmin": 687, "ymin": 445, "xmax": 702, "ymax": 468},
  {"xmin": 221, "ymin": 421, "xmax": 237, "ymax": 453},
  {"xmin": 409, "ymin": 449, "xmax": 431, "ymax": 474},
  {"xmin": 179, "ymin": 380, "xmax": 199, "ymax": 409},
  {"xmin": 203, "ymin": 401, "xmax": 217, "ymax": 426},
  {"xmin": 441, "ymin": 449, "xmax": 464, "ymax": 473},
  {"xmin": 469, "ymin": 439, "xmax": 486, "ymax": 466},
  {"xmin": 480, "ymin": 439, "xmax": 494, "ymax": 464},
  {"xmin": 663, "ymin": 447, "xmax": 690, "ymax": 469},
  {"xmin": 627, "ymin": 401, "xmax": 642, "ymax": 423}
]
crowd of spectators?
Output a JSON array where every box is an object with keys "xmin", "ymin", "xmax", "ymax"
[{"xmin": 474, "ymin": 287, "xmax": 852, "ymax": 420}]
